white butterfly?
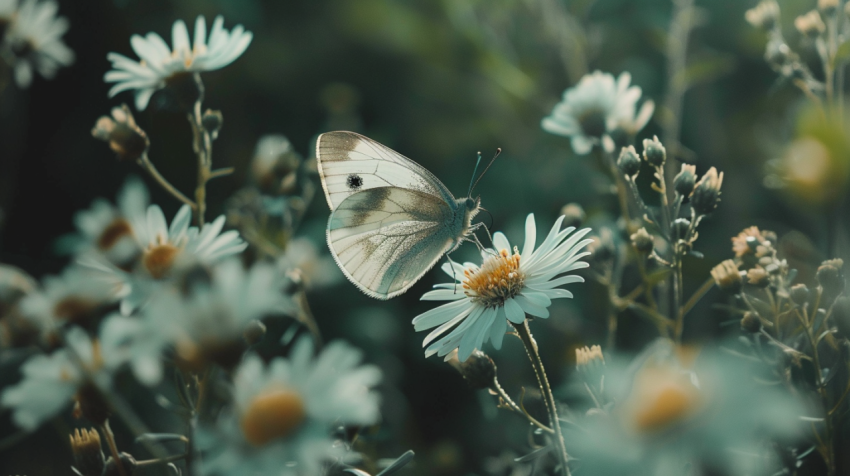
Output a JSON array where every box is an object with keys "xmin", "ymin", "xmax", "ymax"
[{"xmin": 315, "ymin": 131, "xmax": 484, "ymax": 300}]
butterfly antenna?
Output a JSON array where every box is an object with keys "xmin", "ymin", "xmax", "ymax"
[
  {"xmin": 467, "ymin": 151, "xmax": 483, "ymax": 198},
  {"xmin": 470, "ymin": 148, "xmax": 501, "ymax": 195}
]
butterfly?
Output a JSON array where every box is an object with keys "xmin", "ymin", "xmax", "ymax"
[{"xmin": 315, "ymin": 131, "xmax": 495, "ymax": 300}]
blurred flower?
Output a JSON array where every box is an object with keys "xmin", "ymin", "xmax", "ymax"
[
  {"xmin": 575, "ymin": 344, "xmax": 604, "ymax": 370},
  {"xmin": 413, "ymin": 214, "xmax": 592, "ymax": 361},
  {"xmin": 104, "ymin": 15, "xmax": 253, "ymax": 110},
  {"xmin": 711, "ymin": 260, "xmax": 742, "ymax": 294},
  {"xmin": 630, "ymin": 227, "xmax": 654, "ymax": 255},
  {"xmin": 18, "ymin": 266, "xmax": 119, "ymax": 344},
  {"xmin": 0, "ymin": 263, "xmax": 38, "ymax": 348},
  {"xmin": 0, "ymin": 0, "xmax": 73, "ymax": 88},
  {"xmin": 819, "ymin": 0, "xmax": 838, "ymax": 15},
  {"xmin": 250, "ymin": 134, "xmax": 302, "ymax": 192},
  {"xmin": 141, "ymin": 259, "xmax": 295, "ymax": 375},
  {"xmin": 542, "ymin": 71, "xmax": 653, "ymax": 155},
  {"xmin": 277, "ymin": 237, "xmax": 341, "ymax": 289},
  {"xmin": 0, "ymin": 322, "xmax": 131, "ymax": 430},
  {"xmin": 66, "ymin": 177, "xmax": 148, "ymax": 267},
  {"xmin": 745, "ymin": 0, "xmax": 780, "ymax": 30},
  {"xmin": 746, "ymin": 266, "xmax": 770, "ymax": 287},
  {"xmin": 795, "ymin": 10, "xmax": 825, "ymax": 38},
  {"xmin": 83, "ymin": 204, "xmax": 247, "ymax": 313},
  {"xmin": 560, "ymin": 203, "xmax": 585, "ymax": 228},
  {"xmin": 91, "ymin": 105, "xmax": 149, "ymax": 162},
  {"xmin": 731, "ymin": 226, "xmax": 772, "ymax": 259},
  {"xmin": 565, "ymin": 340, "xmax": 805, "ymax": 476},
  {"xmin": 198, "ymin": 338, "xmax": 381, "ymax": 476}
]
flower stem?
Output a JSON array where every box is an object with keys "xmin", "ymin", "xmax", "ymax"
[
  {"xmin": 188, "ymin": 73, "xmax": 214, "ymax": 226},
  {"xmin": 136, "ymin": 153, "xmax": 196, "ymax": 209},
  {"xmin": 101, "ymin": 420, "xmax": 129, "ymax": 476},
  {"xmin": 512, "ymin": 321, "xmax": 571, "ymax": 476}
]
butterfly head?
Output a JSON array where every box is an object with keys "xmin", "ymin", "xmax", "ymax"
[{"xmin": 464, "ymin": 196, "xmax": 480, "ymax": 212}]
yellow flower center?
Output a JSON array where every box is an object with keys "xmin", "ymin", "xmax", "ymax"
[
  {"xmin": 628, "ymin": 366, "xmax": 701, "ymax": 433},
  {"xmin": 241, "ymin": 389, "xmax": 307, "ymax": 446},
  {"xmin": 463, "ymin": 248, "xmax": 525, "ymax": 308},
  {"xmin": 143, "ymin": 243, "xmax": 180, "ymax": 279}
]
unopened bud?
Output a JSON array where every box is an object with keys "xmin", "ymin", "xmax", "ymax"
[
  {"xmin": 673, "ymin": 164, "xmax": 697, "ymax": 197},
  {"xmin": 747, "ymin": 267, "xmax": 770, "ymax": 288},
  {"xmin": 711, "ymin": 260, "xmax": 743, "ymax": 294},
  {"xmin": 795, "ymin": 10, "xmax": 826, "ymax": 37},
  {"xmin": 560, "ymin": 203, "xmax": 586, "ymax": 229},
  {"xmin": 617, "ymin": 146, "xmax": 641, "ymax": 178},
  {"xmin": 575, "ymin": 345, "xmax": 605, "ymax": 371},
  {"xmin": 588, "ymin": 229, "xmax": 615, "ymax": 263},
  {"xmin": 630, "ymin": 227, "xmax": 654, "ymax": 254},
  {"xmin": 691, "ymin": 167, "xmax": 724, "ymax": 216},
  {"xmin": 243, "ymin": 319, "xmax": 267, "ymax": 346},
  {"xmin": 202, "ymin": 109, "xmax": 223, "ymax": 139},
  {"xmin": 817, "ymin": 258, "xmax": 844, "ymax": 299},
  {"xmin": 819, "ymin": 0, "xmax": 838, "ymax": 15},
  {"xmin": 764, "ymin": 39, "xmax": 791, "ymax": 64},
  {"xmin": 447, "ymin": 349, "xmax": 496, "ymax": 390},
  {"xmin": 671, "ymin": 218, "xmax": 691, "ymax": 242},
  {"xmin": 642, "ymin": 136, "xmax": 666, "ymax": 167},
  {"xmin": 741, "ymin": 312, "xmax": 762, "ymax": 333},
  {"xmin": 745, "ymin": 0, "xmax": 780, "ymax": 30},
  {"xmin": 69, "ymin": 428, "xmax": 104, "ymax": 476},
  {"xmin": 92, "ymin": 105, "xmax": 149, "ymax": 162},
  {"xmin": 790, "ymin": 284, "xmax": 810, "ymax": 305}
]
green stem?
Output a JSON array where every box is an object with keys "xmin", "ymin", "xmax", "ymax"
[
  {"xmin": 512, "ymin": 321, "xmax": 571, "ymax": 476},
  {"xmin": 101, "ymin": 421, "xmax": 128, "ymax": 476}
]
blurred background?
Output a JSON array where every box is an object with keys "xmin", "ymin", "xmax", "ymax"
[{"xmin": 0, "ymin": 0, "xmax": 846, "ymax": 474}]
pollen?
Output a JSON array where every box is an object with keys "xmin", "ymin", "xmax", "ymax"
[
  {"xmin": 241, "ymin": 388, "xmax": 307, "ymax": 446},
  {"xmin": 97, "ymin": 218, "xmax": 133, "ymax": 250},
  {"xmin": 463, "ymin": 248, "xmax": 525, "ymax": 308},
  {"xmin": 143, "ymin": 243, "xmax": 180, "ymax": 279}
]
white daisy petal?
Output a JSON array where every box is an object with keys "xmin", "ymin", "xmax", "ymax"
[
  {"xmin": 488, "ymin": 308, "xmax": 508, "ymax": 350},
  {"xmin": 504, "ymin": 297, "xmax": 525, "ymax": 324}
]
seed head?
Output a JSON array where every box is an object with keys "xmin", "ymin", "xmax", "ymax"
[
  {"xmin": 741, "ymin": 312, "xmax": 762, "ymax": 333},
  {"xmin": 747, "ymin": 267, "xmax": 770, "ymax": 288},
  {"xmin": 711, "ymin": 260, "xmax": 743, "ymax": 294},
  {"xmin": 447, "ymin": 349, "xmax": 497, "ymax": 390}
]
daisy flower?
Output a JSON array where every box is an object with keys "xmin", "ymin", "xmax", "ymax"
[
  {"xmin": 67, "ymin": 176, "xmax": 149, "ymax": 267},
  {"xmin": 0, "ymin": 322, "xmax": 131, "ymax": 430},
  {"xmin": 197, "ymin": 338, "xmax": 382, "ymax": 476},
  {"xmin": 104, "ymin": 15, "xmax": 253, "ymax": 110},
  {"xmin": 18, "ymin": 266, "xmax": 120, "ymax": 344},
  {"xmin": 140, "ymin": 258, "xmax": 295, "ymax": 377},
  {"xmin": 82, "ymin": 203, "xmax": 247, "ymax": 313},
  {"xmin": 413, "ymin": 214, "xmax": 593, "ymax": 361},
  {"xmin": 542, "ymin": 71, "xmax": 654, "ymax": 155},
  {"xmin": 1, "ymin": 0, "xmax": 74, "ymax": 88}
]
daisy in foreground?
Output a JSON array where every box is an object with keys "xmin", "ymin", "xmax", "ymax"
[
  {"xmin": 197, "ymin": 338, "xmax": 381, "ymax": 476},
  {"xmin": 104, "ymin": 15, "xmax": 253, "ymax": 110},
  {"xmin": 414, "ymin": 214, "xmax": 593, "ymax": 361}
]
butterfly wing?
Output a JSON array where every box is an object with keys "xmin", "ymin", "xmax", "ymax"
[
  {"xmin": 316, "ymin": 131, "xmax": 456, "ymax": 210},
  {"xmin": 327, "ymin": 186, "xmax": 459, "ymax": 300}
]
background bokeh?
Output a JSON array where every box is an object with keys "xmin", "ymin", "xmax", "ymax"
[{"xmin": 0, "ymin": 0, "xmax": 844, "ymax": 474}]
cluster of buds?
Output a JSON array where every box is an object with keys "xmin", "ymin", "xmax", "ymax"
[{"xmin": 729, "ymin": 226, "xmax": 787, "ymax": 291}]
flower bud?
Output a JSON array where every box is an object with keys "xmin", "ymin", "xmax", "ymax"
[
  {"xmin": 560, "ymin": 203, "xmax": 586, "ymax": 229},
  {"xmin": 747, "ymin": 267, "xmax": 770, "ymax": 288},
  {"xmin": 795, "ymin": 10, "xmax": 826, "ymax": 38},
  {"xmin": 92, "ymin": 105, "xmax": 149, "ymax": 162},
  {"xmin": 243, "ymin": 319, "xmax": 267, "ymax": 346},
  {"xmin": 588, "ymin": 229, "xmax": 615, "ymax": 264},
  {"xmin": 69, "ymin": 428, "xmax": 104, "ymax": 476},
  {"xmin": 642, "ymin": 135, "xmax": 666, "ymax": 167},
  {"xmin": 711, "ymin": 260, "xmax": 743, "ymax": 294},
  {"xmin": 617, "ymin": 146, "xmax": 641, "ymax": 178},
  {"xmin": 741, "ymin": 312, "xmax": 762, "ymax": 333},
  {"xmin": 671, "ymin": 218, "xmax": 691, "ymax": 242},
  {"xmin": 673, "ymin": 164, "xmax": 697, "ymax": 197},
  {"xmin": 819, "ymin": 0, "xmax": 838, "ymax": 15},
  {"xmin": 790, "ymin": 283, "xmax": 810, "ymax": 305},
  {"xmin": 691, "ymin": 167, "xmax": 724, "ymax": 216},
  {"xmin": 202, "ymin": 109, "xmax": 223, "ymax": 139},
  {"xmin": 447, "ymin": 349, "xmax": 496, "ymax": 390},
  {"xmin": 817, "ymin": 258, "xmax": 844, "ymax": 299},
  {"xmin": 745, "ymin": 0, "xmax": 780, "ymax": 30},
  {"xmin": 575, "ymin": 345, "xmax": 605, "ymax": 371},
  {"xmin": 631, "ymin": 227, "xmax": 654, "ymax": 254},
  {"xmin": 764, "ymin": 39, "xmax": 791, "ymax": 64}
]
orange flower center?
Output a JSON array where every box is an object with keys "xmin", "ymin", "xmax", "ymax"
[
  {"xmin": 143, "ymin": 243, "xmax": 180, "ymax": 279},
  {"xmin": 241, "ymin": 389, "xmax": 307, "ymax": 446},
  {"xmin": 97, "ymin": 218, "xmax": 134, "ymax": 251},
  {"xmin": 463, "ymin": 248, "xmax": 525, "ymax": 308},
  {"xmin": 629, "ymin": 367, "xmax": 701, "ymax": 433}
]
